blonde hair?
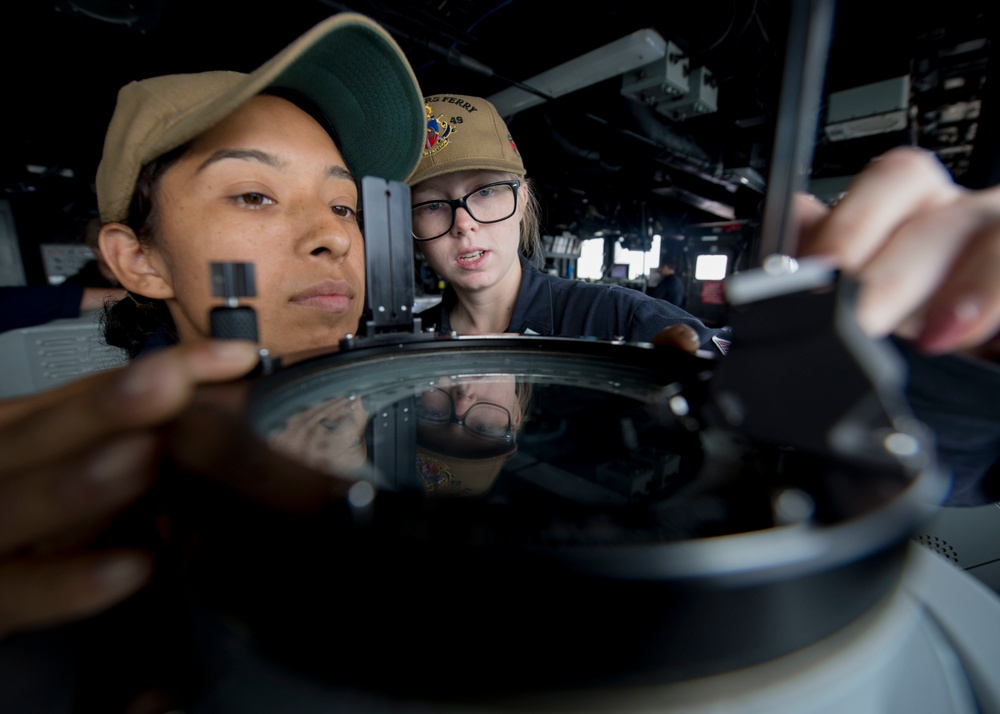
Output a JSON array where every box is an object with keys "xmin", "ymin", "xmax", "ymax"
[{"xmin": 518, "ymin": 177, "xmax": 543, "ymax": 265}]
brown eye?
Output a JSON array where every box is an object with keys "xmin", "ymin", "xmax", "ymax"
[{"xmin": 236, "ymin": 192, "xmax": 274, "ymax": 207}]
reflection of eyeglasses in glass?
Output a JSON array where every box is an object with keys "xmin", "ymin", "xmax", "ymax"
[
  {"xmin": 411, "ymin": 180, "xmax": 520, "ymax": 241},
  {"xmin": 416, "ymin": 388, "xmax": 513, "ymax": 443}
]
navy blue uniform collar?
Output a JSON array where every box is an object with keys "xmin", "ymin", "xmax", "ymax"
[{"xmin": 508, "ymin": 255, "xmax": 554, "ymax": 335}]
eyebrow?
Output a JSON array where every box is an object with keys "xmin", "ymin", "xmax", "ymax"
[{"xmin": 198, "ymin": 149, "xmax": 356, "ymax": 182}]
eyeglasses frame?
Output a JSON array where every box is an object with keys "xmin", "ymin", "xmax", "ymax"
[
  {"xmin": 411, "ymin": 180, "xmax": 521, "ymax": 242},
  {"xmin": 416, "ymin": 387, "xmax": 514, "ymax": 443}
]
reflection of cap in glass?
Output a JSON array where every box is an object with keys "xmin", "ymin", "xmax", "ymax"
[
  {"xmin": 97, "ymin": 13, "xmax": 424, "ymax": 222},
  {"xmin": 416, "ymin": 444, "xmax": 516, "ymax": 498}
]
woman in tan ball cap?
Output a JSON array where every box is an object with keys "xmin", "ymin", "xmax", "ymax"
[{"xmin": 0, "ymin": 10, "xmax": 424, "ymax": 655}]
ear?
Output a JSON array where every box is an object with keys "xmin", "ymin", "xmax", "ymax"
[{"xmin": 99, "ymin": 223, "xmax": 175, "ymax": 299}]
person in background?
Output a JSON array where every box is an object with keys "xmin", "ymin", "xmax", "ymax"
[
  {"xmin": 407, "ymin": 93, "xmax": 999, "ymax": 504},
  {"xmin": 407, "ymin": 93, "xmax": 999, "ymax": 360},
  {"xmin": 0, "ymin": 217, "xmax": 125, "ymax": 334},
  {"xmin": 649, "ymin": 259, "xmax": 687, "ymax": 310},
  {"xmin": 408, "ymin": 94, "xmax": 731, "ymax": 356}
]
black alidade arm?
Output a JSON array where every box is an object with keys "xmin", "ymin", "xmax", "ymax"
[{"xmin": 358, "ymin": 176, "xmax": 423, "ymax": 338}]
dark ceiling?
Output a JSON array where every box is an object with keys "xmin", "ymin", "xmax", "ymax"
[{"xmin": 1, "ymin": 0, "xmax": 997, "ymax": 280}]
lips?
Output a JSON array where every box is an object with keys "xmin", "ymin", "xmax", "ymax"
[
  {"xmin": 456, "ymin": 249, "xmax": 488, "ymax": 268},
  {"xmin": 291, "ymin": 279, "xmax": 355, "ymax": 311}
]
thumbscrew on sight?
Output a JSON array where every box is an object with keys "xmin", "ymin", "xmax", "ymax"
[{"xmin": 210, "ymin": 262, "xmax": 258, "ymax": 342}]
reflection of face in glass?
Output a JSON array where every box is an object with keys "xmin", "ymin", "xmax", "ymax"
[
  {"xmin": 268, "ymin": 396, "xmax": 368, "ymax": 476},
  {"xmin": 418, "ymin": 388, "xmax": 513, "ymax": 443},
  {"xmin": 415, "ymin": 376, "xmax": 523, "ymax": 498},
  {"xmin": 416, "ymin": 375, "xmax": 522, "ymax": 457}
]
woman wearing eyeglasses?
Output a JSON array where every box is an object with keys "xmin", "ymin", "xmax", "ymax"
[
  {"xmin": 406, "ymin": 94, "xmax": 1000, "ymax": 511},
  {"xmin": 407, "ymin": 94, "xmax": 733, "ymax": 356}
]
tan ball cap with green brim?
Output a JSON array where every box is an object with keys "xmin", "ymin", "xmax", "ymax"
[{"xmin": 96, "ymin": 12, "xmax": 424, "ymax": 223}]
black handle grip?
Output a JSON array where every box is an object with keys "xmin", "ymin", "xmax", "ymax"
[{"xmin": 210, "ymin": 306, "xmax": 259, "ymax": 342}]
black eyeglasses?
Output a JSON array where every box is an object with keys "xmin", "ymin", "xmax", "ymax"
[
  {"xmin": 411, "ymin": 180, "xmax": 520, "ymax": 241},
  {"xmin": 416, "ymin": 388, "xmax": 513, "ymax": 442}
]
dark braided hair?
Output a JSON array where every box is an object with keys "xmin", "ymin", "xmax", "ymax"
[{"xmin": 101, "ymin": 143, "xmax": 188, "ymax": 360}]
